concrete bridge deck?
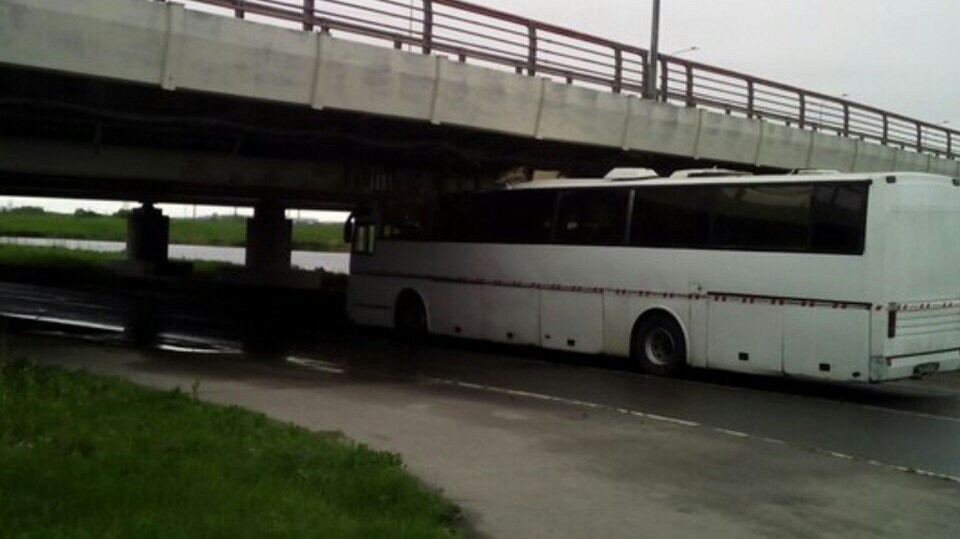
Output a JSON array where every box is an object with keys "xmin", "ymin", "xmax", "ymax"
[{"xmin": 1, "ymin": 0, "xmax": 957, "ymax": 198}]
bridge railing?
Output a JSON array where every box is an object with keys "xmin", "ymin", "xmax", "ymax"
[{"xmin": 167, "ymin": 0, "xmax": 957, "ymax": 161}]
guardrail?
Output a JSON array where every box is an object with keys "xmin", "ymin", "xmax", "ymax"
[{"xmin": 162, "ymin": 0, "xmax": 957, "ymax": 160}]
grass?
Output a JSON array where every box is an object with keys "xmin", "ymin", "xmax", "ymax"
[
  {"xmin": 0, "ymin": 211, "xmax": 348, "ymax": 252},
  {"xmin": 0, "ymin": 244, "xmax": 123, "ymax": 270},
  {"xmin": 0, "ymin": 360, "xmax": 461, "ymax": 538},
  {"xmin": 0, "ymin": 244, "xmax": 232, "ymax": 276}
]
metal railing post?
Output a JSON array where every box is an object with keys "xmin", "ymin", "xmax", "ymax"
[
  {"xmin": 233, "ymin": 0, "xmax": 245, "ymax": 19},
  {"xmin": 422, "ymin": 0, "xmax": 433, "ymax": 54},
  {"xmin": 916, "ymin": 124, "xmax": 923, "ymax": 150},
  {"xmin": 948, "ymin": 131, "xmax": 953, "ymax": 157},
  {"xmin": 882, "ymin": 114, "xmax": 889, "ymax": 144},
  {"xmin": 659, "ymin": 58, "xmax": 668, "ymax": 102},
  {"xmin": 613, "ymin": 48, "xmax": 623, "ymax": 94},
  {"xmin": 798, "ymin": 92, "xmax": 806, "ymax": 128},
  {"xmin": 746, "ymin": 80, "xmax": 755, "ymax": 118},
  {"xmin": 303, "ymin": 0, "xmax": 315, "ymax": 32},
  {"xmin": 842, "ymin": 103, "xmax": 850, "ymax": 137},
  {"xmin": 527, "ymin": 24, "xmax": 538, "ymax": 75},
  {"xmin": 684, "ymin": 64, "xmax": 694, "ymax": 107},
  {"xmin": 639, "ymin": 51, "xmax": 649, "ymax": 96}
]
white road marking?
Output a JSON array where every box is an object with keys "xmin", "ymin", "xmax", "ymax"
[
  {"xmin": 426, "ymin": 375, "xmax": 960, "ymax": 485},
  {"xmin": 285, "ymin": 356, "xmax": 346, "ymax": 375}
]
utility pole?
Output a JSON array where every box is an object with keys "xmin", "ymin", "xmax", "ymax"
[{"xmin": 645, "ymin": 0, "xmax": 661, "ymax": 100}]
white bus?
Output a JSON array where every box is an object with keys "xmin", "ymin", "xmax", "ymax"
[{"xmin": 346, "ymin": 170, "xmax": 960, "ymax": 383}]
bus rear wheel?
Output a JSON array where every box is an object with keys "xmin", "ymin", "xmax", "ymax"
[
  {"xmin": 395, "ymin": 292, "xmax": 427, "ymax": 339},
  {"xmin": 632, "ymin": 314, "xmax": 686, "ymax": 377}
]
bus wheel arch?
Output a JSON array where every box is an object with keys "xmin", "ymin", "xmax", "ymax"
[
  {"xmin": 394, "ymin": 289, "xmax": 429, "ymax": 335},
  {"xmin": 630, "ymin": 308, "xmax": 688, "ymax": 377}
]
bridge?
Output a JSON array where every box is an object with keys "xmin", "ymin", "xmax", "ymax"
[{"xmin": 1, "ymin": 0, "xmax": 958, "ymax": 272}]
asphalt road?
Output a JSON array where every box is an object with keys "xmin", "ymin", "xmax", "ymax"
[{"xmin": 2, "ymin": 280, "xmax": 959, "ymax": 537}]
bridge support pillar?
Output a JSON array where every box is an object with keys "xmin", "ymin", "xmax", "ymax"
[
  {"xmin": 246, "ymin": 201, "xmax": 292, "ymax": 274},
  {"xmin": 126, "ymin": 203, "xmax": 169, "ymax": 266}
]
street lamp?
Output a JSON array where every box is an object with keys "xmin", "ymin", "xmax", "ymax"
[
  {"xmin": 669, "ymin": 46, "xmax": 699, "ymax": 56},
  {"xmin": 645, "ymin": 0, "xmax": 662, "ymax": 100}
]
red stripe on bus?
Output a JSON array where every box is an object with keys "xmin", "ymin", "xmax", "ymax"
[{"xmin": 353, "ymin": 271, "xmax": 878, "ymax": 311}]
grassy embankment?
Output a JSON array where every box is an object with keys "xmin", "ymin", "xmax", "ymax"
[
  {"xmin": 0, "ymin": 208, "xmax": 348, "ymax": 252},
  {"xmin": 0, "ymin": 360, "xmax": 460, "ymax": 537},
  {"xmin": 0, "ymin": 244, "xmax": 232, "ymax": 279}
]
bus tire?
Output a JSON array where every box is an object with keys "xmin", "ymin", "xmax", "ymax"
[
  {"xmin": 632, "ymin": 313, "xmax": 686, "ymax": 377},
  {"xmin": 395, "ymin": 291, "xmax": 428, "ymax": 339}
]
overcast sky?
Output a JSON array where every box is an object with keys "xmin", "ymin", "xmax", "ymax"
[{"xmin": 481, "ymin": 0, "xmax": 959, "ymax": 127}]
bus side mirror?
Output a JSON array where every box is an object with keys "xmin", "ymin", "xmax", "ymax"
[{"xmin": 343, "ymin": 216, "xmax": 355, "ymax": 244}]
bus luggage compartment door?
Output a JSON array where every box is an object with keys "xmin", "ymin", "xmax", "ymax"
[
  {"xmin": 707, "ymin": 300, "xmax": 783, "ymax": 375},
  {"xmin": 540, "ymin": 290, "xmax": 604, "ymax": 353},
  {"xmin": 481, "ymin": 286, "xmax": 539, "ymax": 345},
  {"xmin": 782, "ymin": 307, "xmax": 870, "ymax": 381}
]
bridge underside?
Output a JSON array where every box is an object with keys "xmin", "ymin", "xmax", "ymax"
[{"xmin": 0, "ymin": 66, "xmax": 733, "ymax": 208}]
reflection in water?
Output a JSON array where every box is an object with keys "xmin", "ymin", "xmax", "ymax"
[{"xmin": 0, "ymin": 237, "xmax": 350, "ymax": 273}]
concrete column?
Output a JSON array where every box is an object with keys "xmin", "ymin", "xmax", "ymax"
[
  {"xmin": 126, "ymin": 202, "xmax": 169, "ymax": 265},
  {"xmin": 246, "ymin": 201, "xmax": 292, "ymax": 274}
]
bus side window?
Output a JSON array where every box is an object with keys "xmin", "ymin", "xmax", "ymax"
[
  {"xmin": 631, "ymin": 187, "xmax": 712, "ymax": 248},
  {"xmin": 480, "ymin": 191, "xmax": 556, "ymax": 244},
  {"xmin": 811, "ymin": 184, "xmax": 868, "ymax": 254},
  {"xmin": 711, "ymin": 185, "xmax": 813, "ymax": 251},
  {"xmin": 556, "ymin": 189, "xmax": 629, "ymax": 245}
]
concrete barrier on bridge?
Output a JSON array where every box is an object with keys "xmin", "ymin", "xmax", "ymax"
[
  {"xmin": 929, "ymin": 156, "xmax": 960, "ymax": 177},
  {"xmin": 756, "ymin": 123, "xmax": 814, "ymax": 170},
  {"xmin": 1, "ymin": 0, "xmax": 958, "ymax": 178},
  {"xmin": 854, "ymin": 140, "xmax": 897, "ymax": 172},
  {"xmin": 808, "ymin": 133, "xmax": 858, "ymax": 172},
  {"xmin": 432, "ymin": 60, "xmax": 542, "ymax": 137},
  {"xmin": 0, "ymin": 0, "xmax": 167, "ymax": 85},
  {"xmin": 697, "ymin": 112, "xmax": 763, "ymax": 165},
  {"xmin": 893, "ymin": 149, "xmax": 933, "ymax": 173},
  {"xmin": 314, "ymin": 35, "xmax": 436, "ymax": 121},
  {"xmin": 169, "ymin": 7, "xmax": 317, "ymax": 103},
  {"xmin": 536, "ymin": 82, "xmax": 631, "ymax": 148},
  {"xmin": 623, "ymin": 101, "xmax": 701, "ymax": 157}
]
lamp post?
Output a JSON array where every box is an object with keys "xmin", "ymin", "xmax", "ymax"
[
  {"xmin": 645, "ymin": 0, "xmax": 662, "ymax": 100},
  {"xmin": 669, "ymin": 46, "xmax": 699, "ymax": 56}
]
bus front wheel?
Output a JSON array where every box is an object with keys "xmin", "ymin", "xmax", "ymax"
[
  {"xmin": 395, "ymin": 292, "xmax": 427, "ymax": 338},
  {"xmin": 632, "ymin": 314, "xmax": 686, "ymax": 377}
]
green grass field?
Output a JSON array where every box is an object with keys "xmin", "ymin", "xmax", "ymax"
[
  {"xmin": 0, "ymin": 210, "xmax": 347, "ymax": 252},
  {"xmin": 0, "ymin": 244, "xmax": 232, "ymax": 276},
  {"xmin": 0, "ymin": 361, "xmax": 460, "ymax": 538}
]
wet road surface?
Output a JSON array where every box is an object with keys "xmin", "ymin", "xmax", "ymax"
[{"xmin": 2, "ymin": 280, "xmax": 960, "ymax": 538}]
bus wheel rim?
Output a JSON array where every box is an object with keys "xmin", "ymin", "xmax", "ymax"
[{"xmin": 644, "ymin": 328, "xmax": 676, "ymax": 366}]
